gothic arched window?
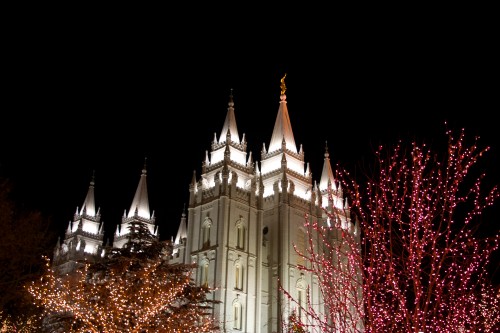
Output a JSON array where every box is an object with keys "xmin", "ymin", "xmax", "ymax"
[
  {"xmin": 202, "ymin": 218, "xmax": 212, "ymax": 248},
  {"xmin": 234, "ymin": 260, "xmax": 243, "ymax": 290},
  {"xmin": 236, "ymin": 224, "xmax": 245, "ymax": 249},
  {"xmin": 233, "ymin": 300, "xmax": 242, "ymax": 330},
  {"xmin": 201, "ymin": 259, "xmax": 209, "ymax": 287},
  {"xmin": 296, "ymin": 279, "xmax": 307, "ymax": 323}
]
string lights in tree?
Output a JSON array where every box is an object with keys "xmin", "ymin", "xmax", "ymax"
[
  {"xmin": 284, "ymin": 128, "xmax": 500, "ymax": 332},
  {"xmin": 27, "ymin": 221, "xmax": 220, "ymax": 333}
]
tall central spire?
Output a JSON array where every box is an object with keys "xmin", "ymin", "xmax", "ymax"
[
  {"xmin": 268, "ymin": 74, "xmax": 297, "ymax": 154},
  {"xmin": 260, "ymin": 74, "xmax": 309, "ymax": 199}
]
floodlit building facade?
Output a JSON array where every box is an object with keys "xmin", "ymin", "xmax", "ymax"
[{"xmin": 53, "ymin": 78, "xmax": 361, "ymax": 332}]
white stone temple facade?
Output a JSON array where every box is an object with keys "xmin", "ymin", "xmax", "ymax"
[{"xmin": 53, "ymin": 78, "xmax": 361, "ymax": 332}]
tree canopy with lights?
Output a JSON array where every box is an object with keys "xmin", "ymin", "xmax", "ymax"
[
  {"xmin": 284, "ymin": 128, "xmax": 500, "ymax": 332},
  {"xmin": 27, "ymin": 221, "xmax": 220, "ymax": 333}
]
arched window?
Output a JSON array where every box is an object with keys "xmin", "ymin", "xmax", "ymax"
[
  {"xmin": 201, "ymin": 260, "xmax": 209, "ymax": 287},
  {"xmin": 234, "ymin": 260, "xmax": 243, "ymax": 290},
  {"xmin": 202, "ymin": 218, "xmax": 212, "ymax": 248},
  {"xmin": 298, "ymin": 288, "xmax": 305, "ymax": 319},
  {"xmin": 233, "ymin": 300, "xmax": 242, "ymax": 330},
  {"xmin": 237, "ymin": 225, "xmax": 245, "ymax": 249},
  {"xmin": 235, "ymin": 218, "xmax": 245, "ymax": 250},
  {"xmin": 235, "ymin": 264, "xmax": 240, "ymax": 289},
  {"xmin": 297, "ymin": 279, "xmax": 307, "ymax": 323}
]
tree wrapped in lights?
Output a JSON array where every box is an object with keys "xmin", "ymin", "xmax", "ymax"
[
  {"xmin": 287, "ymin": 310, "xmax": 307, "ymax": 333},
  {"xmin": 285, "ymin": 128, "xmax": 500, "ymax": 332},
  {"xmin": 27, "ymin": 221, "xmax": 220, "ymax": 333},
  {"xmin": 1, "ymin": 311, "xmax": 40, "ymax": 333},
  {"xmin": 283, "ymin": 206, "xmax": 364, "ymax": 333}
]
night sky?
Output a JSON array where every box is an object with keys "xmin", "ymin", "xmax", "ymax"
[{"xmin": 1, "ymin": 11, "xmax": 498, "ymax": 261}]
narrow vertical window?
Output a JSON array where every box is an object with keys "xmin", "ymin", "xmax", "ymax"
[
  {"xmin": 202, "ymin": 262, "xmax": 209, "ymax": 287},
  {"xmin": 298, "ymin": 289, "xmax": 304, "ymax": 319},
  {"xmin": 203, "ymin": 224, "xmax": 210, "ymax": 248},
  {"xmin": 297, "ymin": 281, "xmax": 307, "ymax": 324},
  {"xmin": 233, "ymin": 302, "xmax": 241, "ymax": 329},
  {"xmin": 235, "ymin": 264, "xmax": 240, "ymax": 289},
  {"xmin": 237, "ymin": 224, "xmax": 245, "ymax": 249}
]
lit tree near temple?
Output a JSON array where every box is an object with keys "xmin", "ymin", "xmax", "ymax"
[
  {"xmin": 27, "ymin": 221, "xmax": 220, "ymax": 333},
  {"xmin": 287, "ymin": 310, "xmax": 307, "ymax": 333},
  {"xmin": 1, "ymin": 311, "xmax": 39, "ymax": 332},
  {"xmin": 283, "ymin": 205, "xmax": 364, "ymax": 333},
  {"xmin": 284, "ymin": 128, "xmax": 500, "ymax": 332}
]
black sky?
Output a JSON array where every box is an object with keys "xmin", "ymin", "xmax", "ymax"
[{"xmin": 1, "ymin": 9, "xmax": 499, "ymax": 257}]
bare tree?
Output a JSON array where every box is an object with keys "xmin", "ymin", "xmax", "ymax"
[{"xmin": 284, "ymin": 128, "xmax": 500, "ymax": 332}]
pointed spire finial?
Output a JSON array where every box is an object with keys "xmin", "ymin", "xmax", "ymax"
[
  {"xmin": 325, "ymin": 141, "xmax": 330, "ymax": 158},
  {"xmin": 143, "ymin": 157, "xmax": 147, "ymax": 174},
  {"xmin": 229, "ymin": 88, "xmax": 234, "ymax": 107},
  {"xmin": 280, "ymin": 73, "xmax": 287, "ymax": 95}
]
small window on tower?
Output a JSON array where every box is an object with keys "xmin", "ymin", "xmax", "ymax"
[
  {"xmin": 234, "ymin": 261, "xmax": 243, "ymax": 291},
  {"xmin": 202, "ymin": 262, "xmax": 209, "ymax": 287},
  {"xmin": 235, "ymin": 264, "xmax": 241, "ymax": 289},
  {"xmin": 202, "ymin": 219, "xmax": 212, "ymax": 249},
  {"xmin": 233, "ymin": 301, "xmax": 242, "ymax": 330},
  {"xmin": 237, "ymin": 224, "xmax": 245, "ymax": 249},
  {"xmin": 296, "ymin": 279, "xmax": 307, "ymax": 324}
]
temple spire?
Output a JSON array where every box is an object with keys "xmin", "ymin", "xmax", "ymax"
[
  {"xmin": 127, "ymin": 159, "xmax": 151, "ymax": 219},
  {"xmin": 319, "ymin": 141, "xmax": 337, "ymax": 191},
  {"xmin": 219, "ymin": 89, "xmax": 240, "ymax": 144},
  {"xmin": 268, "ymin": 74, "xmax": 297, "ymax": 153},
  {"xmin": 79, "ymin": 170, "xmax": 97, "ymax": 216}
]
